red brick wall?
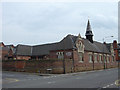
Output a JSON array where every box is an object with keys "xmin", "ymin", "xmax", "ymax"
[
  {"xmin": 73, "ymin": 50, "xmax": 118, "ymax": 71},
  {"xmin": 0, "ymin": 50, "xmax": 8, "ymax": 60},
  {"xmin": 15, "ymin": 61, "xmax": 25, "ymax": 69},
  {"xmin": 2, "ymin": 60, "xmax": 73, "ymax": 74},
  {"xmin": 16, "ymin": 56, "xmax": 31, "ymax": 60}
]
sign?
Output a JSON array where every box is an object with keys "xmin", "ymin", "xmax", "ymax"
[{"xmin": 66, "ymin": 52, "xmax": 72, "ymax": 56}]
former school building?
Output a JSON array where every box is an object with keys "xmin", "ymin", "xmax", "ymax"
[{"xmin": 1, "ymin": 20, "xmax": 119, "ymax": 73}]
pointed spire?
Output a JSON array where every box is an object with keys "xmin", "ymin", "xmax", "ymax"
[
  {"xmin": 85, "ymin": 19, "xmax": 94, "ymax": 43},
  {"xmin": 85, "ymin": 19, "xmax": 93, "ymax": 36},
  {"xmin": 78, "ymin": 33, "xmax": 81, "ymax": 38},
  {"xmin": 87, "ymin": 20, "xmax": 91, "ymax": 30}
]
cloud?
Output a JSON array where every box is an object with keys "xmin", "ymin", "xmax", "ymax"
[{"xmin": 2, "ymin": 2, "xmax": 118, "ymax": 45}]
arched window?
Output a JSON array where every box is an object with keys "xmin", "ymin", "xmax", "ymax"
[{"xmin": 79, "ymin": 52, "xmax": 84, "ymax": 63}]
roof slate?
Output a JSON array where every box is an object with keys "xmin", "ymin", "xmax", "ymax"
[
  {"xmin": 15, "ymin": 34, "xmax": 111, "ymax": 56},
  {"xmin": 15, "ymin": 44, "xmax": 32, "ymax": 56}
]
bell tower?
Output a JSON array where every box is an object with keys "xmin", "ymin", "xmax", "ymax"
[{"xmin": 85, "ymin": 20, "xmax": 94, "ymax": 43}]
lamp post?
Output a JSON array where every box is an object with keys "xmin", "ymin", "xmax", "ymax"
[
  {"xmin": 103, "ymin": 36, "xmax": 114, "ymax": 69},
  {"xmin": 63, "ymin": 38, "xmax": 66, "ymax": 74}
]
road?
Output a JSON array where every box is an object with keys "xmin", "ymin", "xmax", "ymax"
[{"xmin": 2, "ymin": 68, "xmax": 120, "ymax": 88}]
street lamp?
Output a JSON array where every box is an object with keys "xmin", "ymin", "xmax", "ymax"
[
  {"xmin": 63, "ymin": 38, "xmax": 66, "ymax": 74},
  {"xmin": 103, "ymin": 36, "xmax": 114, "ymax": 69}
]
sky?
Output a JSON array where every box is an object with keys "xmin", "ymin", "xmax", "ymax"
[{"xmin": 2, "ymin": 2, "xmax": 118, "ymax": 46}]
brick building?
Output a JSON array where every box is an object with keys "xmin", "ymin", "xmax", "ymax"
[
  {"xmin": 14, "ymin": 20, "xmax": 117, "ymax": 66},
  {"xmin": 2, "ymin": 20, "xmax": 118, "ymax": 65},
  {"xmin": 2, "ymin": 20, "xmax": 119, "ymax": 73},
  {"xmin": 0, "ymin": 42, "xmax": 14, "ymax": 60}
]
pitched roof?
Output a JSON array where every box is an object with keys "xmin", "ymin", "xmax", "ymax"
[
  {"xmin": 15, "ymin": 34, "xmax": 111, "ymax": 56},
  {"xmin": 32, "ymin": 35, "xmax": 75, "ymax": 56},
  {"xmin": 15, "ymin": 44, "xmax": 32, "ymax": 56},
  {"xmin": 70, "ymin": 35, "xmax": 110, "ymax": 53}
]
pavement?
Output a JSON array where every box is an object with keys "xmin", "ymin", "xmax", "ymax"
[{"xmin": 2, "ymin": 68, "xmax": 120, "ymax": 88}]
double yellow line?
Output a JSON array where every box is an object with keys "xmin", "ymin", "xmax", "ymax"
[{"xmin": 5, "ymin": 78, "xmax": 19, "ymax": 82}]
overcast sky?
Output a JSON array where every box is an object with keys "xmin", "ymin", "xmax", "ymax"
[{"xmin": 2, "ymin": 2, "xmax": 118, "ymax": 46}]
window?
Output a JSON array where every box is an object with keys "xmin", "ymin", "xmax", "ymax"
[
  {"xmin": 99, "ymin": 55, "xmax": 102, "ymax": 63},
  {"xmin": 79, "ymin": 53, "xmax": 83, "ymax": 63},
  {"xmin": 107, "ymin": 56, "xmax": 109, "ymax": 63},
  {"xmin": 112, "ymin": 56, "xmax": 114, "ymax": 62},
  {"xmin": 57, "ymin": 52, "xmax": 64, "ymax": 59},
  {"xmin": 94, "ymin": 54, "xmax": 97, "ymax": 63},
  {"xmin": 89, "ymin": 54, "xmax": 92, "ymax": 63},
  {"xmin": 103, "ymin": 55, "xmax": 106, "ymax": 63}
]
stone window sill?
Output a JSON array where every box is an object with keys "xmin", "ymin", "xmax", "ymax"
[{"xmin": 79, "ymin": 61, "xmax": 84, "ymax": 63}]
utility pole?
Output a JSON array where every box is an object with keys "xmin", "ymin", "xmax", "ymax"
[{"xmin": 63, "ymin": 39, "xmax": 66, "ymax": 74}]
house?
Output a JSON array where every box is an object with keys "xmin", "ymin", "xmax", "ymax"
[
  {"xmin": 0, "ymin": 42, "xmax": 14, "ymax": 60},
  {"xmin": 14, "ymin": 44, "xmax": 32, "ymax": 60}
]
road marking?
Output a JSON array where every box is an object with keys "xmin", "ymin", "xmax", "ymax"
[
  {"xmin": 102, "ymin": 83, "xmax": 115, "ymax": 88},
  {"xmin": 115, "ymin": 80, "xmax": 120, "ymax": 86},
  {"xmin": 103, "ymin": 86, "xmax": 107, "ymax": 88},
  {"xmin": 47, "ymin": 81, "xmax": 55, "ymax": 84},
  {"xmin": 43, "ymin": 77, "xmax": 50, "ymax": 79},
  {"xmin": 110, "ymin": 83, "xmax": 114, "ymax": 86},
  {"xmin": 106, "ymin": 85, "xmax": 110, "ymax": 87},
  {"xmin": 3, "ymin": 78, "xmax": 19, "ymax": 83}
]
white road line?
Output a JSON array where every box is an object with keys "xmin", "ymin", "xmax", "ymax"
[
  {"xmin": 102, "ymin": 83, "xmax": 115, "ymax": 88},
  {"xmin": 106, "ymin": 85, "xmax": 110, "ymax": 87},
  {"xmin": 43, "ymin": 77, "xmax": 50, "ymax": 79},
  {"xmin": 103, "ymin": 86, "xmax": 107, "ymax": 88},
  {"xmin": 110, "ymin": 83, "xmax": 114, "ymax": 86},
  {"xmin": 47, "ymin": 81, "xmax": 55, "ymax": 84}
]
